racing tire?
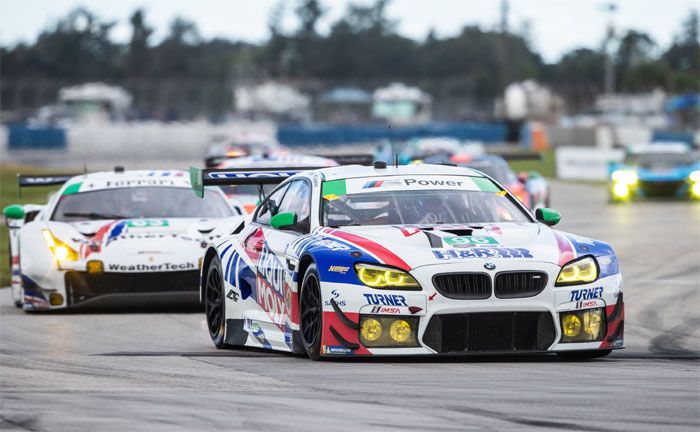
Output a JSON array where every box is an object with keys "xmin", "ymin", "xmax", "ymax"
[
  {"xmin": 300, "ymin": 264, "xmax": 323, "ymax": 361},
  {"xmin": 556, "ymin": 349, "xmax": 612, "ymax": 361},
  {"xmin": 12, "ymin": 285, "xmax": 23, "ymax": 308},
  {"xmin": 204, "ymin": 256, "xmax": 229, "ymax": 349},
  {"xmin": 8, "ymin": 235, "xmax": 22, "ymax": 308}
]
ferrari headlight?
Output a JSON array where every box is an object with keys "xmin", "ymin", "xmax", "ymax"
[
  {"xmin": 354, "ymin": 263, "xmax": 420, "ymax": 290},
  {"xmin": 556, "ymin": 256, "xmax": 598, "ymax": 286},
  {"xmin": 689, "ymin": 170, "xmax": 700, "ymax": 183},
  {"xmin": 611, "ymin": 170, "xmax": 638, "ymax": 185},
  {"xmin": 42, "ymin": 229, "xmax": 79, "ymax": 262}
]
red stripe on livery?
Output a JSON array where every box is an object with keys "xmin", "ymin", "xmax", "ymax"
[
  {"xmin": 324, "ymin": 228, "xmax": 410, "ymax": 271},
  {"xmin": 322, "ymin": 311, "xmax": 371, "ymax": 355},
  {"xmin": 553, "ymin": 231, "xmax": 575, "ymax": 266}
]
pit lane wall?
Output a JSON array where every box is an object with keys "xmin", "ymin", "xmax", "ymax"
[{"xmin": 1, "ymin": 120, "xmax": 276, "ymax": 168}]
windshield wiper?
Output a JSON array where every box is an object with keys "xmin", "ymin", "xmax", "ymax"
[
  {"xmin": 328, "ymin": 222, "xmax": 360, "ymax": 228},
  {"xmin": 62, "ymin": 212, "xmax": 128, "ymax": 220}
]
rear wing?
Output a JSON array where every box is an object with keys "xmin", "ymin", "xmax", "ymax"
[
  {"xmin": 16, "ymin": 174, "xmax": 78, "ymax": 197},
  {"xmin": 493, "ymin": 152, "xmax": 542, "ymax": 161},
  {"xmin": 189, "ymin": 166, "xmax": 326, "ymax": 198},
  {"xmin": 327, "ymin": 154, "xmax": 374, "ymax": 166}
]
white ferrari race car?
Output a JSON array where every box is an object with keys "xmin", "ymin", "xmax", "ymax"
[
  {"xmin": 193, "ymin": 163, "xmax": 624, "ymax": 360},
  {"xmin": 4, "ymin": 168, "xmax": 241, "ymax": 311}
]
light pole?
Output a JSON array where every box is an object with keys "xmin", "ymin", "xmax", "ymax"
[{"xmin": 602, "ymin": 2, "xmax": 617, "ymax": 95}]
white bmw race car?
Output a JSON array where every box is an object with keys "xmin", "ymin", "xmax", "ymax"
[
  {"xmin": 193, "ymin": 163, "xmax": 624, "ymax": 360},
  {"xmin": 4, "ymin": 168, "xmax": 241, "ymax": 311}
]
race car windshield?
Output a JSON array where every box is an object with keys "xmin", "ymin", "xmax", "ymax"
[
  {"xmin": 624, "ymin": 152, "xmax": 694, "ymax": 169},
  {"xmin": 52, "ymin": 187, "xmax": 234, "ymax": 221},
  {"xmin": 323, "ymin": 189, "xmax": 530, "ymax": 227}
]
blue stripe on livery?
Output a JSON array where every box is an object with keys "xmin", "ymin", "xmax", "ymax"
[{"xmin": 563, "ymin": 233, "xmax": 619, "ymax": 278}]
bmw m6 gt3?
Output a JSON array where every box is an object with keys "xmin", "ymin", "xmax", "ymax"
[{"xmin": 194, "ymin": 163, "xmax": 624, "ymax": 360}]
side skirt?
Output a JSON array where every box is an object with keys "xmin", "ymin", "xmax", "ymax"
[{"xmin": 224, "ymin": 319, "xmax": 248, "ymax": 346}]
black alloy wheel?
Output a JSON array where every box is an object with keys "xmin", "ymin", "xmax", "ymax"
[{"xmin": 300, "ymin": 264, "xmax": 323, "ymax": 360}]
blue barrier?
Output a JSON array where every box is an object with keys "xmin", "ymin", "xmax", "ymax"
[
  {"xmin": 7, "ymin": 124, "xmax": 67, "ymax": 150},
  {"xmin": 651, "ymin": 130, "xmax": 694, "ymax": 146},
  {"xmin": 277, "ymin": 122, "xmax": 507, "ymax": 146}
]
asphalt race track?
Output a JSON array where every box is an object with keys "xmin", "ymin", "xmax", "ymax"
[{"xmin": 2, "ymin": 181, "xmax": 699, "ymax": 432}]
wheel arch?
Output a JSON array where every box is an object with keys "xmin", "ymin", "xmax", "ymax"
[
  {"xmin": 296, "ymin": 253, "xmax": 317, "ymax": 292},
  {"xmin": 200, "ymin": 246, "xmax": 219, "ymax": 303}
]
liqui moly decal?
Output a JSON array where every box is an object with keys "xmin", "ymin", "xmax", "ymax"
[{"xmin": 254, "ymin": 245, "xmax": 289, "ymax": 327}]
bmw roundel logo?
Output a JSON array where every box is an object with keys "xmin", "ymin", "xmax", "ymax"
[{"xmin": 484, "ymin": 262, "xmax": 496, "ymax": 270}]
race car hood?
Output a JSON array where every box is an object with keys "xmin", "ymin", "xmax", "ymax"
[
  {"xmin": 327, "ymin": 223, "xmax": 590, "ymax": 269},
  {"xmin": 44, "ymin": 216, "xmax": 242, "ymax": 267}
]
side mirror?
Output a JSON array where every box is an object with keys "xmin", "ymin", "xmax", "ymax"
[
  {"xmin": 3, "ymin": 205, "xmax": 25, "ymax": 220},
  {"xmin": 517, "ymin": 171, "xmax": 529, "ymax": 183},
  {"xmin": 268, "ymin": 199, "xmax": 278, "ymax": 216},
  {"xmin": 535, "ymin": 208, "xmax": 561, "ymax": 226},
  {"xmin": 270, "ymin": 212, "xmax": 297, "ymax": 230}
]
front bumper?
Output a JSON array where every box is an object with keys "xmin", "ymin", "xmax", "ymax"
[
  {"xmin": 611, "ymin": 179, "xmax": 696, "ymax": 200},
  {"xmin": 65, "ymin": 270, "xmax": 200, "ymax": 307},
  {"xmin": 319, "ymin": 261, "xmax": 624, "ymax": 356}
]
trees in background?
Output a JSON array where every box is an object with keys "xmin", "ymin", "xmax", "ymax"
[{"xmin": 1, "ymin": 0, "xmax": 697, "ymax": 118}]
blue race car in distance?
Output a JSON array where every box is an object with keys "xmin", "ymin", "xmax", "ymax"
[{"xmin": 609, "ymin": 143, "xmax": 700, "ymax": 202}]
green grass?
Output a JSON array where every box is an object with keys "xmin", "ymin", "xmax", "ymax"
[
  {"xmin": 1, "ymin": 164, "xmax": 63, "ymax": 286},
  {"xmin": 506, "ymin": 149, "xmax": 556, "ymax": 178}
]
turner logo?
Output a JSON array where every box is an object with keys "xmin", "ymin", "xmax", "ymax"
[
  {"xmin": 363, "ymin": 293, "xmax": 407, "ymax": 306},
  {"xmin": 569, "ymin": 287, "xmax": 603, "ymax": 302}
]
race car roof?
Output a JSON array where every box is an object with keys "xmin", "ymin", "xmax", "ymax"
[
  {"xmin": 61, "ymin": 170, "xmax": 191, "ymax": 193},
  {"xmin": 217, "ymin": 153, "xmax": 338, "ymax": 169},
  {"xmin": 314, "ymin": 163, "xmax": 485, "ymax": 181}
]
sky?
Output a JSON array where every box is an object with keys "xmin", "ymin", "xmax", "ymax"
[{"xmin": 0, "ymin": 0, "xmax": 696, "ymax": 63}]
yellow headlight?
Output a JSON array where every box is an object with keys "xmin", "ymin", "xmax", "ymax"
[
  {"xmin": 611, "ymin": 170, "xmax": 638, "ymax": 185},
  {"xmin": 389, "ymin": 319, "xmax": 412, "ymax": 342},
  {"xmin": 355, "ymin": 263, "xmax": 420, "ymax": 289},
  {"xmin": 583, "ymin": 309, "xmax": 603, "ymax": 339},
  {"xmin": 360, "ymin": 318, "xmax": 382, "ymax": 341},
  {"xmin": 689, "ymin": 170, "xmax": 700, "ymax": 183},
  {"xmin": 41, "ymin": 229, "xmax": 79, "ymax": 262},
  {"xmin": 691, "ymin": 182, "xmax": 700, "ymax": 198},
  {"xmin": 612, "ymin": 182, "xmax": 630, "ymax": 198},
  {"xmin": 54, "ymin": 246, "xmax": 70, "ymax": 261},
  {"xmin": 561, "ymin": 314, "xmax": 582, "ymax": 337},
  {"xmin": 556, "ymin": 257, "xmax": 598, "ymax": 286},
  {"xmin": 561, "ymin": 308, "xmax": 606, "ymax": 342},
  {"xmin": 87, "ymin": 260, "xmax": 104, "ymax": 274},
  {"xmin": 49, "ymin": 292, "xmax": 64, "ymax": 306}
]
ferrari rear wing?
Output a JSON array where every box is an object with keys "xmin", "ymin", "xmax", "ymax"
[
  {"xmin": 16, "ymin": 174, "xmax": 79, "ymax": 197},
  {"xmin": 189, "ymin": 166, "xmax": 325, "ymax": 198}
]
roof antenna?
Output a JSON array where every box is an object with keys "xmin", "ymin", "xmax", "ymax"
[
  {"xmin": 387, "ymin": 123, "xmax": 398, "ymax": 168},
  {"xmin": 83, "ymin": 163, "xmax": 88, "ymax": 174}
]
